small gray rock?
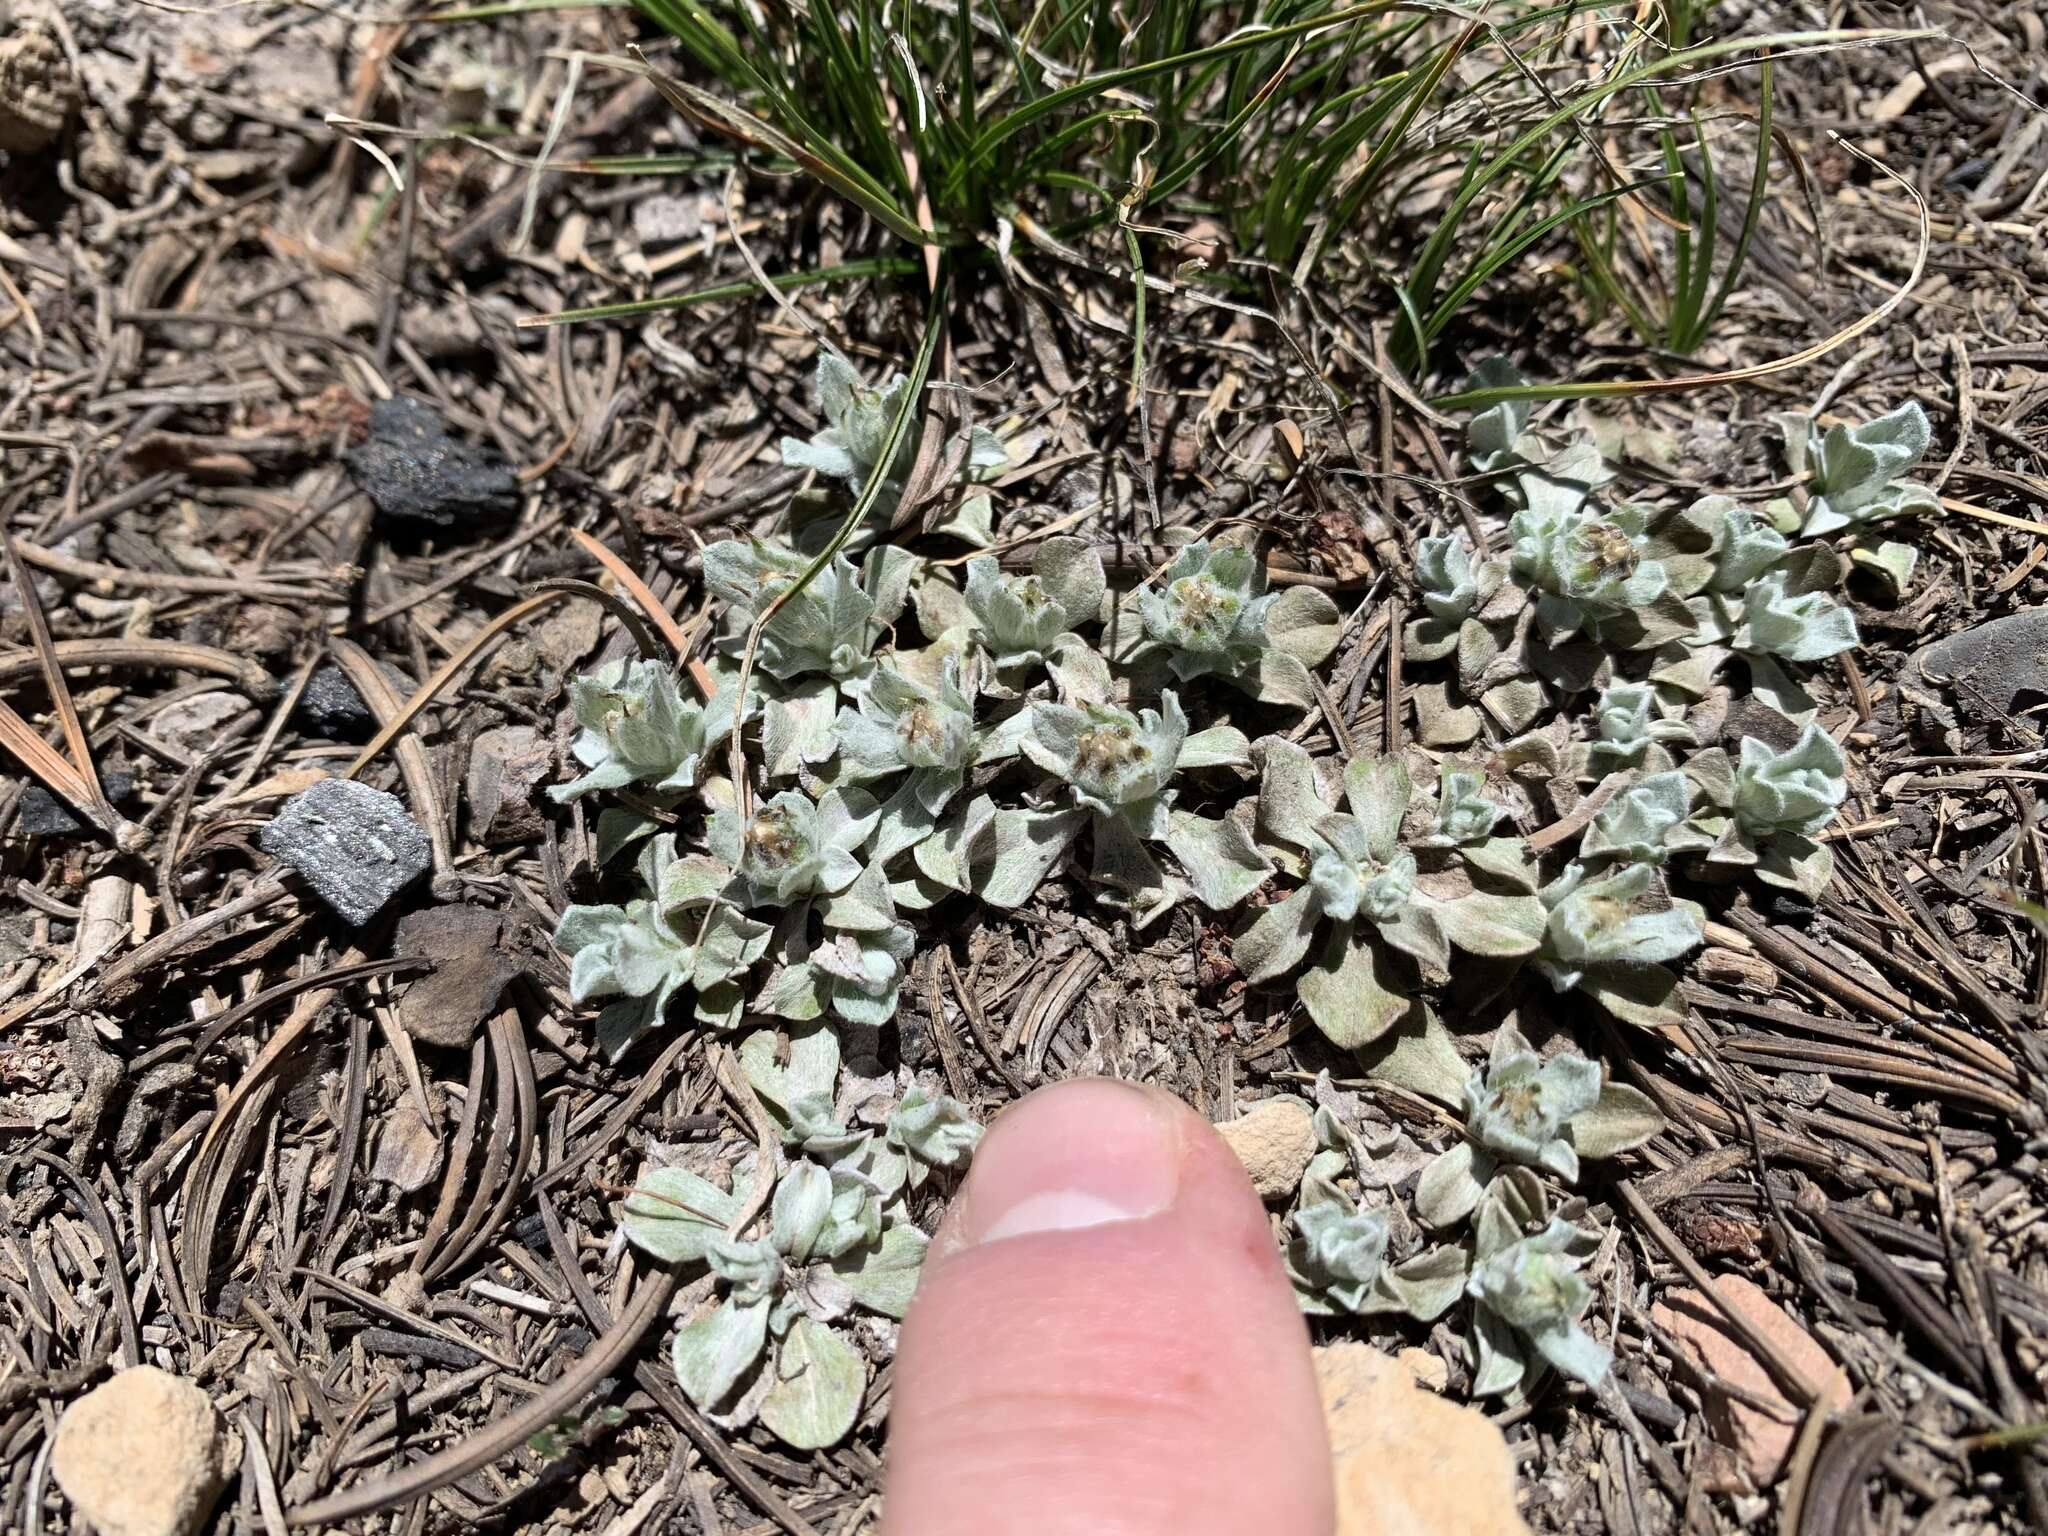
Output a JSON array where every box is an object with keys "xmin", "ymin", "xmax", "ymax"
[
  {"xmin": 19, "ymin": 771, "xmax": 134, "ymax": 838},
  {"xmin": 293, "ymin": 663, "xmax": 374, "ymax": 737},
  {"xmin": 1912, "ymin": 606, "xmax": 2048, "ymax": 717},
  {"xmin": 343, "ymin": 396, "xmax": 520, "ymax": 528},
  {"xmin": 261, "ymin": 779, "xmax": 430, "ymax": 926}
]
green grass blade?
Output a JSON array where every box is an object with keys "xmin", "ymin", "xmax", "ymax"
[{"xmin": 521, "ymin": 259, "xmax": 921, "ymax": 326}]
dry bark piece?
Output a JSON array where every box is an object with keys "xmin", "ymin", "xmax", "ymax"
[
  {"xmin": 391, "ymin": 905, "xmax": 520, "ymax": 1048},
  {"xmin": 343, "ymin": 396, "xmax": 520, "ymax": 528},
  {"xmin": 0, "ymin": 24, "xmax": 79, "ymax": 154},
  {"xmin": 1651, "ymin": 1274, "xmax": 1851, "ymax": 1489},
  {"xmin": 466, "ymin": 724, "xmax": 551, "ymax": 845},
  {"xmin": 1215, "ymin": 1096, "xmax": 1316, "ymax": 1201},
  {"xmin": 261, "ymin": 778, "xmax": 430, "ymax": 926},
  {"xmin": 52, "ymin": 1366, "xmax": 236, "ymax": 1536},
  {"xmin": 1317, "ymin": 1342, "xmax": 1530, "ymax": 1536},
  {"xmin": 371, "ymin": 1095, "xmax": 445, "ymax": 1191}
]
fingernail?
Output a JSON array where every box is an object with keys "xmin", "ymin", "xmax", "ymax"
[{"xmin": 948, "ymin": 1079, "xmax": 1182, "ymax": 1248}]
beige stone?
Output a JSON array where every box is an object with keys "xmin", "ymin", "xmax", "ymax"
[
  {"xmin": 1216, "ymin": 1096, "xmax": 1316, "ymax": 1200},
  {"xmin": 53, "ymin": 1367, "xmax": 236, "ymax": 1536},
  {"xmin": 1317, "ymin": 1343, "xmax": 1531, "ymax": 1536},
  {"xmin": 1651, "ymin": 1274, "xmax": 1850, "ymax": 1489},
  {"xmin": 1397, "ymin": 1346, "xmax": 1450, "ymax": 1392}
]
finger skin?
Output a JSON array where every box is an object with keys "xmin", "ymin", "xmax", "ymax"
[{"xmin": 882, "ymin": 1080, "xmax": 1333, "ymax": 1536}]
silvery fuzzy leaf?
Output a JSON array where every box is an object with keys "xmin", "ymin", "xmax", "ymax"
[
  {"xmin": 1464, "ymin": 357, "xmax": 1536, "ymax": 472},
  {"xmin": 830, "ymin": 1223, "xmax": 929, "ymax": 1320},
  {"xmin": 1706, "ymin": 500, "xmax": 1790, "ymax": 592},
  {"xmin": 754, "ymin": 960, "xmax": 827, "ymax": 1021},
  {"xmin": 820, "ymin": 859, "xmax": 899, "ymax": 934},
  {"xmin": 771, "ymin": 1161, "xmax": 836, "ymax": 1262},
  {"xmin": 1530, "ymin": 1316, "xmax": 1614, "ymax": 1387},
  {"xmin": 1165, "ymin": 809, "xmax": 1272, "ymax": 910},
  {"xmin": 1089, "ymin": 811, "xmax": 1168, "ymax": 904},
  {"xmin": 1416, "ymin": 534, "xmax": 1481, "ymax": 624},
  {"xmin": 689, "ymin": 904, "xmax": 774, "ymax": 992},
  {"xmin": 1850, "ymin": 538, "xmax": 1918, "ymax": 596},
  {"xmin": 1245, "ymin": 651, "xmax": 1310, "ymax": 712},
  {"xmin": 1580, "ymin": 770, "xmax": 1691, "ymax": 865},
  {"xmin": 705, "ymin": 1232, "xmax": 782, "ymax": 1299},
  {"xmin": 1357, "ymin": 1009, "xmax": 1470, "ymax": 1107},
  {"xmin": 1469, "ymin": 1303, "xmax": 1530, "ymax": 1397},
  {"xmin": 673, "ymin": 1296, "xmax": 771, "ymax": 1408},
  {"xmin": 623, "ymin": 1165, "xmax": 741, "ymax": 1264},
  {"xmin": 1045, "ymin": 632, "xmax": 1113, "ymax": 705},
  {"xmin": 1462, "ymin": 836, "xmax": 1541, "ymax": 892},
  {"xmin": 986, "ymin": 805, "xmax": 1088, "ymax": 907},
  {"xmin": 1034, "ymin": 537, "xmax": 1107, "ymax": 628},
  {"xmin": 1264, "ymin": 584, "xmax": 1343, "ymax": 666},
  {"xmin": 1734, "ymin": 724, "xmax": 1846, "ymax": 838},
  {"xmin": 1372, "ymin": 896, "xmax": 1450, "ymax": 970},
  {"xmin": 1181, "ymin": 723, "xmax": 1252, "ymax": 769},
  {"xmin": 863, "ymin": 543, "xmax": 919, "ymax": 630},
  {"xmin": 1794, "ymin": 401, "xmax": 1937, "ymax": 534},
  {"xmin": 761, "ymin": 680, "xmax": 841, "ymax": 778},
  {"xmin": 1479, "ymin": 678, "xmax": 1548, "ymax": 736},
  {"xmin": 781, "ymin": 433, "xmax": 859, "ymax": 482},
  {"xmin": 1370, "ymin": 1245, "xmax": 1471, "ymax": 1322},
  {"xmin": 1430, "ymin": 769, "xmax": 1508, "ymax": 845},
  {"xmin": 1756, "ymin": 831, "xmax": 1836, "ymax": 897},
  {"xmin": 1744, "ymin": 652, "xmax": 1820, "ymax": 727},
  {"xmin": 596, "ymin": 996, "xmax": 661, "ymax": 1060},
  {"xmin": 887, "ymin": 1086, "xmax": 983, "ymax": 1173},
  {"xmin": 820, "ymin": 925, "xmax": 915, "ymax": 1025},
  {"xmin": 1255, "ymin": 737, "xmax": 1329, "ymax": 853},
  {"xmin": 1404, "ymin": 614, "xmax": 1462, "ymax": 663},
  {"xmin": 739, "ymin": 1024, "xmax": 841, "ymax": 1128},
  {"xmin": 758, "ymin": 1317, "xmax": 866, "ymax": 1451},
  {"xmin": 1414, "ymin": 680, "xmax": 1483, "ymax": 746},
  {"xmin": 1432, "ymin": 889, "xmax": 1546, "ymax": 958},
  {"xmin": 1232, "ymin": 885, "xmax": 1321, "ymax": 984},
  {"xmin": 594, "ymin": 807, "xmax": 660, "ymax": 866},
  {"xmin": 1566, "ymin": 1082, "xmax": 1665, "ymax": 1159},
  {"xmin": 1415, "ymin": 1140, "xmax": 1492, "ymax": 1228},
  {"xmin": 1299, "ymin": 928, "xmax": 1412, "ymax": 1049},
  {"xmin": 1539, "ymin": 862, "xmax": 1703, "ymax": 978},
  {"xmin": 1583, "ymin": 962, "xmax": 1688, "ymax": 1030},
  {"xmin": 1741, "ymin": 571, "xmax": 1859, "ymax": 661},
  {"xmin": 1343, "ymin": 756, "xmax": 1412, "ymax": 861}
]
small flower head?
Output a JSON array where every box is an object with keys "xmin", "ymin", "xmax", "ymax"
[
  {"xmin": 1023, "ymin": 693, "xmax": 1187, "ymax": 819},
  {"xmin": 1140, "ymin": 541, "xmax": 1272, "ymax": 673},
  {"xmin": 841, "ymin": 658, "xmax": 978, "ymax": 777},
  {"xmin": 734, "ymin": 790, "xmax": 870, "ymax": 906},
  {"xmin": 1463, "ymin": 1024, "xmax": 1601, "ymax": 1181}
]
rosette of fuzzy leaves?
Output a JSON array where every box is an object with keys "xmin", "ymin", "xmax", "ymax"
[
  {"xmin": 553, "ymin": 835, "xmax": 773, "ymax": 1058},
  {"xmin": 958, "ymin": 537, "xmax": 1105, "ymax": 675},
  {"xmin": 1015, "ymin": 691, "xmax": 1261, "ymax": 919},
  {"xmin": 620, "ymin": 1050, "xmax": 983, "ymax": 1451},
  {"xmin": 1678, "ymin": 723, "xmax": 1847, "ymax": 898},
  {"xmin": 780, "ymin": 351, "xmax": 916, "ymax": 502},
  {"xmin": 1414, "ymin": 1023, "xmax": 1664, "ymax": 1228},
  {"xmin": 704, "ymin": 537, "xmax": 915, "ymax": 688},
  {"xmin": 836, "ymin": 656, "xmax": 1016, "ymax": 861},
  {"xmin": 552, "ymin": 658, "xmax": 732, "ymax": 803},
  {"xmin": 1776, "ymin": 401, "xmax": 1939, "ymax": 537},
  {"xmin": 1531, "ymin": 861, "xmax": 1704, "ymax": 1029},
  {"xmin": 1131, "ymin": 539, "xmax": 1342, "ymax": 708},
  {"xmin": 1402, "ymin": 534, "xmax": 1546, "ymax": 745},
  {"xmin": 1582, "ymin": 682, "xmax": 1694, "ymax": 778},
  {"xmin": 1234, "ymin": 741, "xmax": 1546, "ymax": 1048},
  {"xmin": 1466, "ymin": 1172, "xmax": 1611, "ymax": 1399}
]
